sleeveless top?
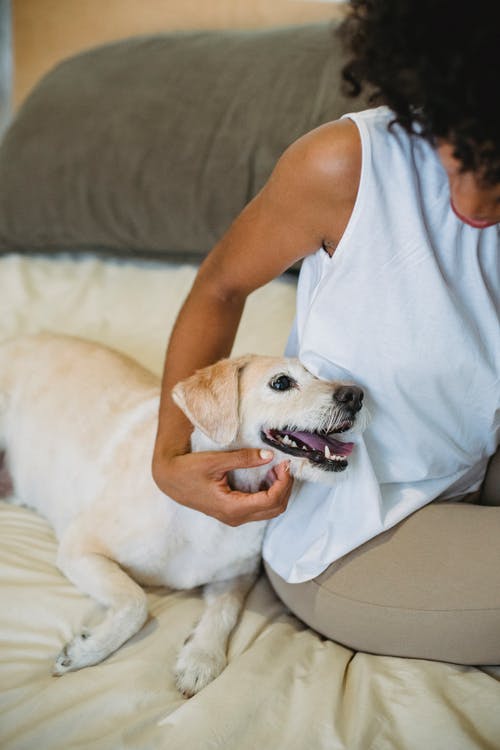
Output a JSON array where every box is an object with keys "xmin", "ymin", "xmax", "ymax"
[{"xmin": 263, "ymin": 106, "xmax": 500, "ymax": 583}]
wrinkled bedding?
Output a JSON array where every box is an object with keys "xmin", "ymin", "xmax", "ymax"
[{"xmin": 1, "ymin": 253, "xmax": 499, "ymax": 750}]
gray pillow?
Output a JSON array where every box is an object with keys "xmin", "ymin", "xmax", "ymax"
[{"xmin": 0, "ymin": 23, "xmax": 368, "ymax": 262}]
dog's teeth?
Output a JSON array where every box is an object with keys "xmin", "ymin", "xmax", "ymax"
[
  {"xmin": 279, "ymin": 435, "xmax": 299, "ymax": 449},
  {"xmin": 324, "ymin": 445, "xmax": 331, "ymax": 459}
]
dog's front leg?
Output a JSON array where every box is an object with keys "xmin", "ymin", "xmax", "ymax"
[
  {"xmin": 53, "ymin": 525, "xmax": 148, "ymax": 675},
  {"xmin": 174, "ymin": 571, "xmax": 258, "ymax": 697}
]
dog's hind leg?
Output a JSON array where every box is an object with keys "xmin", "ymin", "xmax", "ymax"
[
  {"xmin": 53, "ymin": 527, "xmax": 148, "ymax": 675},
  {"xmin": 174, "ymin": 571, "xmax": 258, "ymax": 697}
]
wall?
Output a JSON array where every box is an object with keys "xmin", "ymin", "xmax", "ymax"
[
  {"xmin": 13, "ymin": 0, "xmax": 346, "ymax": 107},
  {"xmin": 0, "ymin": 0, "xmax": 12, "ymax": 133}
]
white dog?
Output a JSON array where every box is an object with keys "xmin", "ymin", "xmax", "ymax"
[{"xmin": 0, "ymin": 334, "xmax": 366, "ymax": 696}]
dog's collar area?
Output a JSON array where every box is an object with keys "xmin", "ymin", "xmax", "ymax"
[{"xmin": 261, "ymin": 427, "xmax": 353, "ymax": 472}]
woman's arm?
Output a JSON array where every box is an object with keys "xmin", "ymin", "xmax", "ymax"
[{"xmin": 152, "ymin": 118, "xmax": 361, "ymax": 525}]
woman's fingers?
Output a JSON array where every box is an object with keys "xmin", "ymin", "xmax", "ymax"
[
  {"xmin": 153, "ymin": 448, "xmax": 293, "ymax": 526},
  {"xmin": 217, "ymin": 460, "xmax": 293, "ymax": 525}
]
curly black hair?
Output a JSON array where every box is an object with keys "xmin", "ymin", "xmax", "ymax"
[{"xmin": 339, "ymin": 0, "xmax": 500, "ymax": 185}]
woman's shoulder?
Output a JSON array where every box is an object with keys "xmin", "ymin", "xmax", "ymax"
[
  {"xmin": 284, "ymin": 118, "xmax": 362, "ymax": 189},
  {"xmin": 272, "ymin": 118, "xmax": 362, "ymax": 249}
]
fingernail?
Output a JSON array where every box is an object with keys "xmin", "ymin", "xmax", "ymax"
[{"xmin": 260, "ymin": 449, "xmax": 273, "ymax": 460}]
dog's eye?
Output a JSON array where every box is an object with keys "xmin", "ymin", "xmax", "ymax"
[{"xmin": 269, "ymin": 374, "xmax": 296, "ymax": 391}]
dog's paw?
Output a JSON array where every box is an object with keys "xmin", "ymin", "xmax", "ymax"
[
  {"xmin": 174, "ymin": 642, "xmax": 227, "ymax": 698},
  {"xmin": 52, "ymin": 629, "xmax": 100, "ymax": 675}
]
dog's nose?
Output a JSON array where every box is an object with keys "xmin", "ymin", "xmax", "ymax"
[{"xmin": 334, "ymin": 385, "xmax": 364, "ymax": 413}]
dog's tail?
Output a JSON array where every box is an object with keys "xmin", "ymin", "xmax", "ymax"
[
  {"xmin": 0, "ymin": 339, "xmax": 13, "ymax": 449},
  {"xmin": 0, "ymin": 389, "xmax": 7, "ymax": 452},
  {"xmin": 0, "ymin": 388, "xmax": 14, "ymax": 500},
  {"xmin": 0, "ymin": 389, "xmax": 8, "ymax": 490},
  {"xmin": 0, "ymin": 341, "xmax": 19, "ymax": 500}
]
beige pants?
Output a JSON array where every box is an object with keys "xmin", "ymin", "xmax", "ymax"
[{"xmin": 265, "ymin": 451, "xmax": 500, "ymax": 665}]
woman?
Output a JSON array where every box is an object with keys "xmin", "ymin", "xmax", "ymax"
[{"xmin": 153, "ymin": 0, "xmax": 499, "ymax": 663}]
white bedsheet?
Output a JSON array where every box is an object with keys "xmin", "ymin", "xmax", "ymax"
[{"xmin": 1, "ymin": 253, "xmax": 499, "ymax": 750}]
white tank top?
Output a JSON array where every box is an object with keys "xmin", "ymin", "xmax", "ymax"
[{"xmin": 263, "ymin": 106, "xmax": 499, "ymax": 583}]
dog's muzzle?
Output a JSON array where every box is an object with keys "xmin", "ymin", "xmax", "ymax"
[
  {"xmin": 260, "ymin": 422, "xmax": 355, "ymax": 472},
  {"xmin": 260, "ymin": 384, "xmax": 364, "ymax": 472}
]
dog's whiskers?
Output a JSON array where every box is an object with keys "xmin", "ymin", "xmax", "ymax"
[{"xmin": 320, "ymin": 409, "xmax": 348, "ymax": 435}]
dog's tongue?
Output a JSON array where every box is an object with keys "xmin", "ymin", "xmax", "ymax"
[{"xmin": 289, "ymin": 430, "xmax": 354, "ymax": 457}]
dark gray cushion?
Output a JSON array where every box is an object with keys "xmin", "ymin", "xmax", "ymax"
[{"xmin": 0, "ymin": 23, "xmax": 368, "ymax": 261}]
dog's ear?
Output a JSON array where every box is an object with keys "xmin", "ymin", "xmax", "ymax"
[{"xmin": 172, "ymin": 356, "xmax": 251, "ymax": 445}]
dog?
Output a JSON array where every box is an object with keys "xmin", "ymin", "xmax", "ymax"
[{"xmin": 0, "ymin": 334, "xmax": 366, "ymax": 696}]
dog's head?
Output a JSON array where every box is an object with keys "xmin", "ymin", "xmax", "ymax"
[{"xmin": 172, "ymin": 356, "xmax": 368, "ymax": 484}]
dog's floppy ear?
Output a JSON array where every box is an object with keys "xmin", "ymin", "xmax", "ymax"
[{"xmin": 172, "ymin": 356, "xmax": 251, "ymax": 445}]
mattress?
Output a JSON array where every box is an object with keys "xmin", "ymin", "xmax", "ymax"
[{"xmin": 1, "ymin": 253, "xmax": 499, "ymax": 750}]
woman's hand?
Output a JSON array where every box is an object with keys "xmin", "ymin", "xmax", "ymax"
[{"xmin": 152, "ymin": 448, "xmax": 293, "ymax": 526}]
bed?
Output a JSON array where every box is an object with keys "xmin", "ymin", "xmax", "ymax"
[{"xmin": 1, "ymin": 22, "xmax": 499, "ymax": 750}]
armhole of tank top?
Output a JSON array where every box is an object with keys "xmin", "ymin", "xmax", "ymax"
[{"xmin": 323, "ymin": 114, "xmax": 371, "ymax": 265}]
